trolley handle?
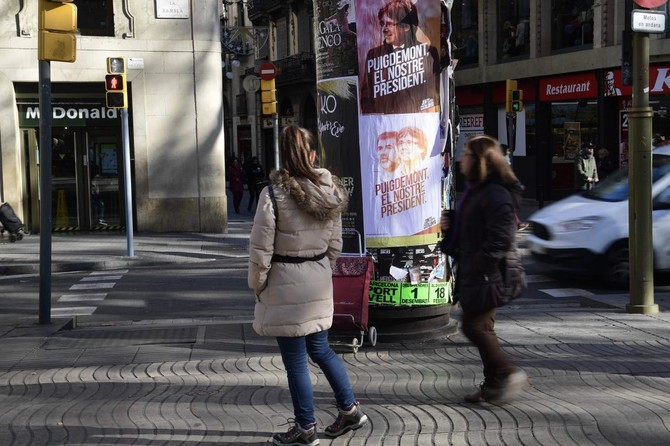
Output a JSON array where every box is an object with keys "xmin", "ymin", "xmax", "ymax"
[{"xmin": 342, "ymin": 227, "xmax": 363, "ymax": 255}]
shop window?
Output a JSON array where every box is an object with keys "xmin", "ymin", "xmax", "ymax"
[
  {"xmin": 74, "ymin": 0, "xmax": 114, "ymax": 37},
  {"xmin": 497, "ymin": 0, "xmax": 530, "ymax": 61},
  {"xmin": 452, "ymin": 0, "xmax": 478, "ymax": 67},
  {"xmin": 551, "ymin": 0, "xmax": 594, "ymax": 52}
]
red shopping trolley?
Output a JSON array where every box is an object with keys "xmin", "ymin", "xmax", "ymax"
[{"xmin": 331, "ymin": 229, "xmax": 377, "ymax": 353}]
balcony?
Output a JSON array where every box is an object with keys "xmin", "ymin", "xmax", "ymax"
[
  {"xmin": 247, "ymin": 0, "xmax": 285, "ymax": 21},
  {"xmin": 275, "ymin": 52, "xmax": 315, "ymax": 86}
]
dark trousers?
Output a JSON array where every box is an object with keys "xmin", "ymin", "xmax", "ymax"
[
  {"xmin": 247, "ymin": 183, "xmax": 258, "ymax": 210},
  {"xmin": 232, "ymin": 190, "xmax": 243, "ymax": 213},
  {"xmin": 461, "ymin": 307, "xmax": 515, "ymax": 387}
]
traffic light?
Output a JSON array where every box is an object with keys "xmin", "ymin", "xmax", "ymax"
[
  {"xmin": 261, "ymin": 79, "xmax": 277, "ymax": 116},
  {"xmin": 505, "ymin": 79, "xmax": 518, "ymax": 113},
  {"xmin": 105, "ymin": 57, "xmax": 127, "ymax": 108},
  {"xmin": 511, "ymin": 89, "xmax": 523, "ymax": 112},
  {"xmin": 38, "ymin": 0, "xmax": 77, "ymax": 62}
]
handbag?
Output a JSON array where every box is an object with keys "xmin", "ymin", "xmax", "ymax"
[{"xmin": 457, "ymin": 244, "xmax": 527, "ymax": 313}]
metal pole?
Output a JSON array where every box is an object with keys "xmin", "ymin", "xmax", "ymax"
[
  {"xmin": 506, "ymin": 112, "xmax": 517, "ymax": 167},
  {"xmin": 274, "ymin": 113, "xmax": 280, "ymax": 170},
  {"xmin": 38, "ymin": 60, "xmax": 52, "ymax": 324},
  {"xmin": 121, "ymin": 108, "xmax": 135, "ymax": 257},
  {"xmin": 627, "ymin": 30, "xmax": 657, "ymax": 314}
]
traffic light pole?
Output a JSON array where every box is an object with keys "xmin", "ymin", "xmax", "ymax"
[
  {"xmin": 506, "ymin": 112, "xmax": 517, "ymax": 166},
  {"xmin": 627, "ymin": 28, "xmax": 657, "ymax": 314},
  {"xmin": 38, "ymin": 59, "xmax": 53, "ymax": 324},
  {"xmin": 274, "ymin": 113, "xmax": 280, "ymax": 170},
  {"xmin": 121, "ymin": 108, "xmax": 135, "ymax": 257}
]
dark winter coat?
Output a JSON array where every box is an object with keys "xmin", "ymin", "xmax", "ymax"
[{"xmin": 441, "ymin": 178, "xmax": 525, "ymax": 313}]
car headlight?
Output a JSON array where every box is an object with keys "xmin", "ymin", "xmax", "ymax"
[{"xmin": 554, "ymin": 216, "xmax": 603, "ymax": 233}]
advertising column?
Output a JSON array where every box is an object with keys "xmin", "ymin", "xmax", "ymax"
[{"xmin": 314, "ymin": 0, "xmax": 455, "ymax": 340}]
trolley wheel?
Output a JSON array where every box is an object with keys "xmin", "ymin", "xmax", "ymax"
[
  {"xmin": 16, "ymin": 230, "xmax": 24, "ymax": 241},
  {"xmin": 351, "ymin": 337, "xmax": 359, "ymax": 354},
  {"xmin": 368, "ymin": 326, "xmax": 378, "ymax": 347},
  {"xmin": 9, "ymin": 233, "xmax": 17, "ymax": 243}
]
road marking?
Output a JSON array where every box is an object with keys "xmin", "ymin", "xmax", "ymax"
[
  {"xmin": 89, "ymin": 270, "xmax": 129, "ymax": 275},
  {"xmin": 52, "ymin": 306, "xmax": 97, "ymax": 316},
  {"xmin": 81, "ymin": 275, "xmax": 123, "ymax": 282},
  {"xmin": 540, "ymin": 288, "xmax": 594, "ymax": 298},
  {"xmin": 526, "ymin": 274, "xmax": 554, "ymax": 283},
  {"xmin": 58, "ymin": 293, "xmax": 107, "ymax": 302},
  {"xmin": 70, "ymin": 282, "xmax": 116, "ymax": 290}
]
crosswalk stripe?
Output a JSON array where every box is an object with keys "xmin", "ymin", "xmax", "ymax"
[
  {"xmin": 89, "ymin": 270, "xmax": 129, "ymax": 275},
  {"xmin": 526, "ymin": 274, "xmax": 555, "ymax": 283},
  {"xmin": 58, "ymin": 293, "xmax": 107, "ymax": 302},
  {"xmin": 52, "ymin": 306, "xmax": 97, "ymax": 317},
  {"xmin": 70, "ymin": 282, "xmax": 115, "ymax": 290},
  {"xmin": 540, "ymin": 288, "xmax": 594, "ymax": 298},
  {"xmin": 80, "ymin": 275, "xmax": 123, "ymax": 282}
]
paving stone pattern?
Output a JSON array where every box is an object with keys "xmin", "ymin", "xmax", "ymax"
[{"xmin": 2, "ymin": 306, "xmax": 670, "ymax": 445}]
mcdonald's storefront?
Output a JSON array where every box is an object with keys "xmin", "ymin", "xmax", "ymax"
[{"xmin": 14, "ymin": 84, "xmax": 130, "ymax": 233}]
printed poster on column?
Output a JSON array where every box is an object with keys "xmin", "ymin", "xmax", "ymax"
[
  {"xmin": 360, "ymin": 113, "xmax": 442, "ymax": 247},
  {"xmin": 317, "ymin": 78, "xmax": 364, "ymax": 253},
  {"xmin": 315, "ymin": 0, "xmax": 359, "ymax": 80},
  {"xmin": 355, "ymin": 0, "xmax": 442, "ymax": 248},
  {"xmin": 356, "ymin": 0, "xmax": 441, "ymax": 115}
]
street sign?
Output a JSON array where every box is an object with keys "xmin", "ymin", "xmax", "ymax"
[
  {"xmin": 631, "ymin": 9, "xmax": 667, "ymax": 33},
  {"xmin": 633, "ymin": 0, "xmax": 668, "ymax": 8},
  {"xmin": 259, "ymin": 62, "xmax": 277, "ymax": 81}
]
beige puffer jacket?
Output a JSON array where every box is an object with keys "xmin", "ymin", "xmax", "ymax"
[{"xmin": 248, "ymin": 168, "xmax": 349, "ymax": 337}]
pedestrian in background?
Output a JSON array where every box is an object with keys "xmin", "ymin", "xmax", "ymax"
[
  {"xmin": 441, "ymin": 134, "xmax": 528, "ymax": 404},
  {"xmin": 248, "ymin": 125, "xmax": 367, "ymax": 445},
  {"xmin": 245, "ymin": 156, "xmax": 265, "ymax": 212},
  {"xmin": 227, "ymin": 157, "xmax": 245, "ymax": 213},
  {"xmin": 575, "ymin": 142, "xmax": 599, "ymax": 190}
]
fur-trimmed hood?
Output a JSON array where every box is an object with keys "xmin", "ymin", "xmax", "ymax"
[{"xmin": 269, "ymin": 168, "xmax": 349, "ymax": 221}]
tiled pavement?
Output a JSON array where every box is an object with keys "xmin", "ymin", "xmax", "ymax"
[{"xmin": 2, "ymin": 201, "xmax": 670, "ymax": 444}]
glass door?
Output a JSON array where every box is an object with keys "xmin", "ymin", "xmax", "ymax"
[
  {"xmin": 51, "ymin": 130, "xmax": 79, "ymax": 230},
  {"xmin": 27, "ymin": 129, "xmax": 125, "ymax": 232},
  {"xmin": 85, "ymin": 132, "xmax": 123, "ymax": 230}
]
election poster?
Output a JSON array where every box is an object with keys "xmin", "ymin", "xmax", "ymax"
[
  {"xmin": 359, "ymin": 112, "xmax": 442, "ymax": 248},
  {"xmin": 314, "ymin": 0, "xmax": 359, "ymax": 80},
  {"xmin": 356, "ymin": 0, "xmax": 441, "ymax": 115}
]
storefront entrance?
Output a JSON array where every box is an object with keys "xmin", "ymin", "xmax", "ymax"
[
  {"xmin": 16, "ymin": 90, "xmax": 130, "ymax": 233},
  {"xmin": 20, "ymin": 127, "xmax": 124, "ymax": 232}
]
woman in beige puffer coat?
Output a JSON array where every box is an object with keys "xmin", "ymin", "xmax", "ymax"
[{"xmin": 248, "ymin": 125, "xmax": 368, "ymax": 446}]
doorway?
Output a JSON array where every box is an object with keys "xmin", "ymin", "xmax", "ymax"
[{"xmin": 21, "ymin": 128, "xmax": 125, "ymax": 232}]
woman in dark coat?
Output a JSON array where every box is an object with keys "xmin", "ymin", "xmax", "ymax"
[
  {"xmin": 227, "ymin": 158, "xmax": 245, "ymax": 213},
  {"xmin": 441, "ymin": 135, "xmax": 528, "ymax": 403}
]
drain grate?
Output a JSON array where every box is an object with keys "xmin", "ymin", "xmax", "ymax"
[{"xmin": 44, "ymin": 326, "xmax": 199, "ymax": 349}]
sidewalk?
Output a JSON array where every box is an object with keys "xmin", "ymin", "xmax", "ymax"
[{"xmin": 3, "ymin": 199, "xmax": 670, "ymax": 444}]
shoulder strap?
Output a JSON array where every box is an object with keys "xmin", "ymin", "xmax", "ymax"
[{"xmin": 267, "ymin": 184, "xmax": 278, "ymax": 224}]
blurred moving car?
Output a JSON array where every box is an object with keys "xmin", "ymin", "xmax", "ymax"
[{"xmin": 527, "ymin": 145, "xmax": 670, "ymax": 287}]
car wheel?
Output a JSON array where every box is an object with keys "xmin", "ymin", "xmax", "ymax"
[{"xmin": 604, "ymin": 245, "xmax": 629, "ymax": 289}]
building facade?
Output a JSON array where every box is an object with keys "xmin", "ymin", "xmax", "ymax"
[
  {"xmin": 452, "ymin": 0, "xmax": 670, "ymax": 202},
  {"xmin": 0, "ymin": 0, "xmax": 227, "ymax": 233},
  {"xmin": 223, "ymin": 0, "xmax": 317, "ymax": 174}
]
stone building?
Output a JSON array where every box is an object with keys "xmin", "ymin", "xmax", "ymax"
[{"xmin": 0, "ymin": 0, "xmax": 226, "ymax": 233}]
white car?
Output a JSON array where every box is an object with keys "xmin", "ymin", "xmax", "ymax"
[{"xmin": 527, "ymin": 145, "xmax": 670, "ymax": 287}]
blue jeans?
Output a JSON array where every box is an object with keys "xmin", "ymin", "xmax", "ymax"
[{"xmin": 276, "ymin": 330, "xmax": 356, "ymax": 428}]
